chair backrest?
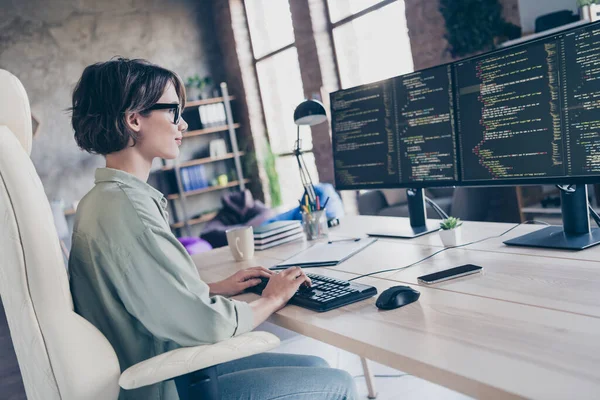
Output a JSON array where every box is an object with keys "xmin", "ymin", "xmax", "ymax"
[{"xmin": 0, "ymin": 69, "xmax": 121, "ymax": 399}]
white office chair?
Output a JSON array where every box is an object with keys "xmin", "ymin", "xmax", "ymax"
[{"xmin": 0, "ymin": 69, "xmax": 280, "ymax": 400}]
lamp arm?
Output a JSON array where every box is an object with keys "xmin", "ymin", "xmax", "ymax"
[{"xmin": 295, "ymin": 125, "xmax": 316, "ymax": 203}]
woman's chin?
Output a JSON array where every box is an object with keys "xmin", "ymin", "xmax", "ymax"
[{"xmin": 161, "ymin": 148, "xmax": 180, "ymax": 160}]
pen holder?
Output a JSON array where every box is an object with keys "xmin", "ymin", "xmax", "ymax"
[{"xmin": 301, "ymin": 209, "xmax": 329, "ymax": 241}]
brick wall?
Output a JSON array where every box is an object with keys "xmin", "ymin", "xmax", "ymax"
[
  {"xmin": 212, "ymin": 0, "xmax": 267, "ymax": 202},
  {"xmin": 0, "ymin": 0, "xmax": 225, "ymax": 205},
  {"xmin": 290, "ymin": 0, "xmax": 335, "ymax": 185}
]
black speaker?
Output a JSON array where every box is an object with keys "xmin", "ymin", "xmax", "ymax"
[{"xmin": 535, "ymin": 10, "xmax": 579, "ymax": 33}]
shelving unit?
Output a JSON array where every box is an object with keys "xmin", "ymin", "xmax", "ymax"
[
  {"xmin": 161, "ymin": 152, "xmax": 244, "ymax": 171},
  {"xmin": 156, "ymin": 83, "xmax": 246, "ymax": 237},
  {"xmin": 167, "ymin": 179, "xmax": 250, "ymax": 200},
  {"xmin": 183, "ymin": 123, "xmax": 240, "ymax": 139},
  {"xmin": 170, "ymin": 211, "xmax": 219, "ymax": 229}
]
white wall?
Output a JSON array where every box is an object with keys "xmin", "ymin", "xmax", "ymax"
[{"xmin": 518, "ymin": 0, "xmax": 579, "ymax": 33}]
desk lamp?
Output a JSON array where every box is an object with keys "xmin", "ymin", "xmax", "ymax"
[{"xmin": 293, "ymin": 99, "xmax": 327, "ymax": 204}]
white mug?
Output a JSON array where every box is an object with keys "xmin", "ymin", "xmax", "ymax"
[{"xmin": 226, "ymin": 226, "xmax": 254, "ymax": 261}]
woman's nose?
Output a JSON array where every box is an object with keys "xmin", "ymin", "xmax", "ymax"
[{"xmin": 179, "ymin": 117, "xmax": 188, "ymax": 132}]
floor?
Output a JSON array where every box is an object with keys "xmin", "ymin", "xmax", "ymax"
[{"xmin": 261, "ymin": 322, "xmax": 472, "ymax": 400}]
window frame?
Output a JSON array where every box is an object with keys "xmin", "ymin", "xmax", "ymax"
[
  {"xmin": 242, "ymin": 0, "xmax": 314, "ymax": 158},
  {"xmin": 324, "ymin": 0, "xmax": 400, "ymax": 89}
]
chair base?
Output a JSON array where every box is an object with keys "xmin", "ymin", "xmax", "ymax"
[{"xmin": 174, "ymin": 365, "xmax": 219, "ymax": 400}]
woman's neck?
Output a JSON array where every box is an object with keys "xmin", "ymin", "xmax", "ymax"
[{"xmin": 105, "ymin": 149, "xmax": 153, "ymax": 182}]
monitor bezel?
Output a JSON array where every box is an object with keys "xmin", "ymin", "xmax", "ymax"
[
  {"xmin": 330, "ymin": 63, "xmax": 460, "ymax": 190},
  {"xmin": 331, "ymin": 19, "xmax": 600, "ymax": 191},
  {"xmin": 453, "ymin": 19, "xmax": 600, "ymax": 188}
]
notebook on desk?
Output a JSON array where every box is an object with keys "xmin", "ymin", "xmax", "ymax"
[{"xmin": 271, "ymin": 237, "xmax": 377, "ymax": 269}]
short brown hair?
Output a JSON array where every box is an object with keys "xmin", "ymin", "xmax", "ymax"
[{"xmin": 70, "ymin": 57, "xmax": 186, "ymax": 155}]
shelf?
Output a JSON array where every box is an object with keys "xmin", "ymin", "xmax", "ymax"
[
  {"xmin": 167, "ymin": 179, "xmax": 250, "ymax": 200},
  {"xmin": 171, "ymin": 211, "xmax": 219, "ymax": 229},
  {"xmin": 183, "ymin": 123, "xmax": 240, "ymax": 139},
  {"xmin": 161, "ymin": 152, "xmax": 245, "ymax": 172},
  {"xmin": 184, "ymin": 96, "xmax": 236, "ymax": 108}
]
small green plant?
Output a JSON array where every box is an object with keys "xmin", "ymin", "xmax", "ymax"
[
  {"xmin": 263, "ymin": 141, "xmax": 282, "ymax": 207},
  {"xmin": 578, "ymin": 0, "xmax": 600, "ymax": 6},
  {"xmin": 440, "ymin": 216, "xmax": 462, "ymax": 230},
  {"xmin": 185, "ymin": 74, "xmax": 213, "ymax": 91},
  {"xmin": 241, "ymin": 138, "xmax": 282, "ymax": 208}
]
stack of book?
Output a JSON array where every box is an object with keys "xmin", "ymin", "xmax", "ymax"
[{"xmin": 254, "ymin": 221, "xmax": 304, "ymax": 251}]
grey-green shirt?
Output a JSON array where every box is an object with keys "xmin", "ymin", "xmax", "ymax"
[{"xmin": 69, "ymin": 168, "xmax": 253, "ymax": 400}]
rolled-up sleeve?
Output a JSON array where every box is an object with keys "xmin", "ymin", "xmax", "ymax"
[{"xmin": 113, "ymin": 227, "xmax": 254, "ymax": 347}]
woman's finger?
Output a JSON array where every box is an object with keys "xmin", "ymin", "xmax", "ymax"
[
  {"xmin": 282, "ymin": 266, "xmax": 301, "ymax": 277},
  {"xmin": 242, "ymin": 278, "xmax": 262, "ymax": 288},
  {"xmin": 243, "ymin": 269, "xmax": 271, "ymax": 279},
  {"xmin": 296, "ymin": 270, "xmax": 312, "ymax": 286},
  {"xmin": 249, "ymin": 266, "xmax": 274, "ymax": 275}
]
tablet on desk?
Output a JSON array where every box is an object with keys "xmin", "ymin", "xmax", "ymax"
[{"xmin": 271, "ymin": 237, "xmax": 377, "ymax": 269}]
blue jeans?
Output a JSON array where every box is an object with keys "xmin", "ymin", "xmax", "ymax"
[{"xmin": 216, "ymin": 353, "xmax": 357, "ymax": 400}]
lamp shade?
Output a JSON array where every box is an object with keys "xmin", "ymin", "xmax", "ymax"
[{"xmin": 293, "ymin": 99, "xmax": 327, "ymax": 126}]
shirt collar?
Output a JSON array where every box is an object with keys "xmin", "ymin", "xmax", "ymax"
[{"xmin": 95, "ymin": 168, "xmax": 167, "ymax": 208}]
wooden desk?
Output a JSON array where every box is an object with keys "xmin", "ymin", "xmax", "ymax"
[
  {"xmin": 334, "ymin": 215, "xmax": 600, "ymax": 262},
  {"xmin": 193, "ymin": 216, "xmax": 600, "ymax": 399}
]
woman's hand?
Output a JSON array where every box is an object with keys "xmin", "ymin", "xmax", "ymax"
[
  {"xmin": 248, "ymin": 267, "xmax": 312, "ymax": 329},
  {"xmin": 209, "ymin": 267, "xmax": 274, "ymax": 296},
  {"xmin": 261, "ymin": 267, "xmax": 312, "ymax": 310}
]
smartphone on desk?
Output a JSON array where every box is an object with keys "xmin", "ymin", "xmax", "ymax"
[{"xmin": 417, "ymin": 264, "xmax": 483, "ymax": 284}]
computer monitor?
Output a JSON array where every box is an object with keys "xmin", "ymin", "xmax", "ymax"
[
  {"xmin": 454, "ymin": 21, "xmax": 600, "ymax": 249},
  {"xmin": 330, "ymin": 64, "xmax": 457, "ymax": 237},
  {"xmin": 330, "ymin": 21, "xmax": 600, "ymax": 249}
]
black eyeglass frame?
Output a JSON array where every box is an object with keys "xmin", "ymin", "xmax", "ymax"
[{"xmin": 145, "ymin": 103, "xmax": 182, "ymax": 124}]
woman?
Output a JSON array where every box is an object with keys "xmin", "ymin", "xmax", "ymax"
[{"xmin": 68, "ymin": 58, "xmax": 356, "ymax": 400}]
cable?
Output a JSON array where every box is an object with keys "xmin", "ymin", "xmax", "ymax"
[
  {"xmin": 348, "ymin": 220, "xmax": 550, "ymax": 282},
  {"xmin": 589, "ymin": 204, "xmax": 600, "ymax": 228},
  {"xmin": 424, "ymin": 196, "xmax": 449, "ymax": 220}
]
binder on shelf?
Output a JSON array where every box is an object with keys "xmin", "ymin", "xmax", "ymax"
[
  {"xmin": 180, "ymin": 165, "xmax": 210, "ymax": 191},
  {"xmin": 199, "ymin": 103, "xmax": 227, "ymax": 128}
]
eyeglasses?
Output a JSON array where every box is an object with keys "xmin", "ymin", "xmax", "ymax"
[{"xmin": 145, "ymin": 103, "xmax": 181, "ymax": 124}]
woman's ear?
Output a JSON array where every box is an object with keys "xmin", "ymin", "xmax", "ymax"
[{"xmin": 125, "ymin": 111, "xmax": 142, "ymax": 133}]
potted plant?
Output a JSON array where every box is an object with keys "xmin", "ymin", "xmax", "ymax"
[
  {"xmin": 199, "ymin": 76, "xmax": 213, "ymax": 99},
  {"xmin": 579, "ymin": 0, "xmax": 600, "ymax": 21},
  {"xmin": 439, "ymin": 216, "xmax": 463, "ymax": 247},
  {"xmin": 185, "ymin": 74, "xmax": 202, "ymax": 100},
  {"xmin": 439, "ymin": 0, "xmax": 521, "ymax": 58}
]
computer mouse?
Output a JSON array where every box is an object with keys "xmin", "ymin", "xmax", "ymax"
[{"xmin": 376, "ymin": 286, "xmax": 420, "ymax": 310}]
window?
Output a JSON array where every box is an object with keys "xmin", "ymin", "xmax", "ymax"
[
  {"xmin": 245, "ymin": 0, "xmax": 318, "ymax": 208},
  {"xmin": 245, "ymin": 0, "xmax": 295, "ymax": 58},
  {"xmin": 328, "ymin": 0, "xmax": 413, "ymax": 88},
  {"xmin": 255, "ymin": 47, "xmax": 309, "ymax": 155},
  {"xmin": 327, "ymin": 0, "xmax": 383, "ymax": 23}
]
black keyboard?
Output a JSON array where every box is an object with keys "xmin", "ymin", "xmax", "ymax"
[{"xmin": 247, "ymin": 273, "xmax": 377, "ymax": 312}]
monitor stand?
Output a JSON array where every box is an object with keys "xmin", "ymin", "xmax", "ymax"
[
  {"xmin": 367, "ymin": 188, "xmax": 440, "ymax": 239},
  {"xmin": 504, "ymin": 185, "xmax": 600, "ymax": 250}
]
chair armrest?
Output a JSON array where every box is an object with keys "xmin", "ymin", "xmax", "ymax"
[{"xmin": 119, "ymin": 331, "xmax": 280, "ymax": 390}]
